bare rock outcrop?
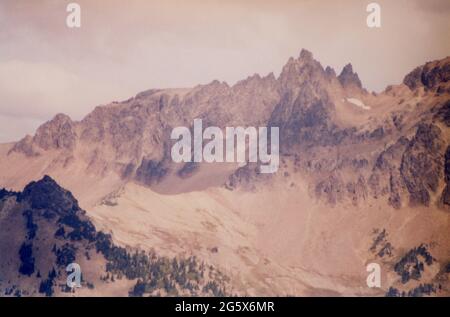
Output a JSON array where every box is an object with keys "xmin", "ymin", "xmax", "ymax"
[
  {"xmin": 400, "ymin": 124, "xmax": 444, "ymax": 206},
  {"xmin": 3, "ymin": 51, "xmax": 450, "ymax": 210},
  {"xmin": 403, "ymin": 57, "xmax": 450, "ymax": 92},
  {"xmin": 441, "ymin": 146, "xmax": 450, "ymax": 206},
  {"xmin": 338, "ymin": 63, "xmax": 363, "ymax": 89}
]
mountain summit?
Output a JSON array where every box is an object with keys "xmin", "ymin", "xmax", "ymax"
[
  {"xmin": 2, "ymin": 52, "xmax": 449, "ymax": 205},
  {"xmin": 0, "ymin": 50, "xmax": 449, "ymax": 296}
]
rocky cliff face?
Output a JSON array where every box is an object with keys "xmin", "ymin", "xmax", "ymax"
[
  {"xmin": 1, "ymin": 50, "xmax": 449, "ymax": 297},
  {"xmin": 5, "ymin": 52, "xmax": 450, "ymax": 210},
  {"xmin": 442, "ymin": 146, "xmax": 450, "ymax": 205},
  {"xmin": 338, "ymin": 63, "xmax": 363, "ymax": 89},
  {"xmin": 403, "ymin": 58, "xmax": 450, "ymax": 92},
  {"xmin": 248, "ymin": 54, "xmax": 450, "ymax": 210},
  {"xmin": 269, "ymin": 50, "xmax": 338, "ymax": 151}
]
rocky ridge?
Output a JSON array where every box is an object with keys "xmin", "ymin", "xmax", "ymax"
[{"xmin": 0, "ymin": 176, "xmax": 233, "ymax": 297}]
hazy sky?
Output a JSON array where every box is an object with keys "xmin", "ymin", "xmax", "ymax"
[{"xmin": 0, "ymin": 0, "xmax": 449, "ymax": 142}]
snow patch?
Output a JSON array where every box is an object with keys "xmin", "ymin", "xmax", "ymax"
[{"xmin": 346, "ymin": 98, "xmax": 370, "ymax": 110}]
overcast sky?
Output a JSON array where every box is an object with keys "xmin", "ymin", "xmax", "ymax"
[{"xmin": 0, "ymin": 0, "xmax": 449, "ymax": 142}]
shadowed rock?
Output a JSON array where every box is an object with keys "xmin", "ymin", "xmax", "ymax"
[
  {"xmin": 338, "ymin": 63, "xmax": 362, "ymax": 89},
  {"xmin": 401, "ymin": 124, "xmax": 444, "ymax": 206},
  {"xmin": 403, "ymin": 57, "xmax": 450, "ymax": 91}
]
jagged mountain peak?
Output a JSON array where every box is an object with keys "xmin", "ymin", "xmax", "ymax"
[
  {"xmin": 0, "ymin": 177, "xmax": 233, "ymax": 296},
  {"xmin": 403, "ymin": 56, "xmax": 450, "ymax": 92},
  {"xmin": 299, "ymin": 48, "xmax": 314, "ymax": 60},
  {"xmin": 338, "ymin": 63, "xmax": 363, "ymax": 89},
  {"xmin": 10, "ymin": 113, "xmax": 77, "ymax": 156},
  {"xmin": 36, "ymin": 113, "xmax": 74, "ymax": 133},
  {"xmin": 3, "ymin": 51, "xmax": 449, "ymax": 204},
  {"xmin": 281, "ymin": 49, "xmax": 324, "ymax": 70},
  {"xmin": 232, "ymin": 72, "xmax": 278, "ymax": 91},
  {"xmin": 325, "ymin": 66, "xmax": 337, "ymax": 78},
  {"xmin": 18, "ymin": 175, "xmax": 80, "ymax": 215},
  {"xmin": 1, "ymin": 49, "xmax": 450, "ymax": 297},
  {"xmin": 21, "ymin": 174, "xmax": 65, "ymax": 195},
  {"xmin": 278, "ymin": 49, "xmax": 328, "ymax": 93},
  {"xmin": 33, "ymin": 113, "xmax": 76, "ymax": 151}
]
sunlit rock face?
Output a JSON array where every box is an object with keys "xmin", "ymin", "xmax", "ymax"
[{"xmin": 1, "ymin": 52, "xmax": 449, "ymax": 297}]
